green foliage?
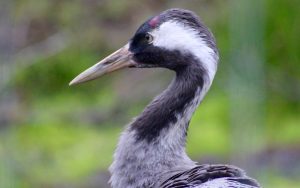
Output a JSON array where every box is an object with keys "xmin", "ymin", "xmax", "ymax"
[
  {"xmin": 1, "ymin": 123, "xmax": 119, "ymax": 185},
  {"xmin": 14, "ymin": 48, "xmax": 100, "ymax": 97},
  {"xmin": 187, "ymin": 93, "xmax": 230, "ymax": 157}
]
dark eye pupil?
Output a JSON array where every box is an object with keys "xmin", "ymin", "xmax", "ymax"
[{"xmin": 146, "ymin": 35, "xmax": 150, "ymax": 41}]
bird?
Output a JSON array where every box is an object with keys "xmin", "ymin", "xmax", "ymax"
[{"xmin": 69, "ymin": 8, "xmax": 261, "ymax": 188}]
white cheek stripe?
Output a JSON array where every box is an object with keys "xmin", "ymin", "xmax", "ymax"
[{"xmin": 151, "ymin": 21, "xmax": 218, "ymax": 82}]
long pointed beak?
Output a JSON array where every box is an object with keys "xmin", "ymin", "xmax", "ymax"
[{"xmin": 69, "ymin": 43, "xmax": 134, "ymax": 85}]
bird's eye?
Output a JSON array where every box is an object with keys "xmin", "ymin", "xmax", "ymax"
[{"xmin": 145, "ymin": 33, "xmax": 153, "ymax": 44}]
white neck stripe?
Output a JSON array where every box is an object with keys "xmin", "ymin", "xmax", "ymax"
[{"xmin": 151, "ymin": 21, "xmax": 218, "ymax": 82}]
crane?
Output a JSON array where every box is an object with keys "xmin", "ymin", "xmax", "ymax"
[{"xmin": 70, "ymin": 8, "xmax": 260, "ymax": 188}]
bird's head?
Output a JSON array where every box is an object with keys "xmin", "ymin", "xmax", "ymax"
[{"xmin": 70, "ymin": 8, "xmax": 218, "ymax": 85}]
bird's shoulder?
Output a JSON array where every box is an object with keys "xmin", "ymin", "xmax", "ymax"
[{"xmin": 159, "ymin": 164, "xmax": 260, "ymax": 188}]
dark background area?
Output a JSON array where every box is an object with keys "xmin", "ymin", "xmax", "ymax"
[{"xmin": 0, "ymin": 0, "xmax": 299, "ymax": 187}]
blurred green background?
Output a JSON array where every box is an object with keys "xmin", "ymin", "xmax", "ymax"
[{"xmin": 0, "ymin": 0, "xmax": 299, "ymax": 187}]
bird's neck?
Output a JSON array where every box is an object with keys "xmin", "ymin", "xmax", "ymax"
[
  {"xmin": 109, "ymin": 62, "xmax": 214, "ymax": 188},
  {"xmin": 132, "ymin": 63, "xmax": 210, "ymax": 142}
]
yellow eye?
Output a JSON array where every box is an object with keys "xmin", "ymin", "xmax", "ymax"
[{"xmin": 145, "ymin": 33, "xmax": 153, "ymax": 44}]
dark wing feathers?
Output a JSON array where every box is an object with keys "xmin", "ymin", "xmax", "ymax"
[{"xmin": 160, "ymin": 164, "xmax": 260, "ymax": 188}]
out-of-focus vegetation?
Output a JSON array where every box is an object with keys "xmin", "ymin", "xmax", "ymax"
[{"xmin": 0, "ymin": 0, "xmax": 299, "ymax": 188}]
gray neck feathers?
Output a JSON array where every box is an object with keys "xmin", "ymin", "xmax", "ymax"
[{"xmin": 109, "ymin": 63, "xmax": 213, "ymax": 188}]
